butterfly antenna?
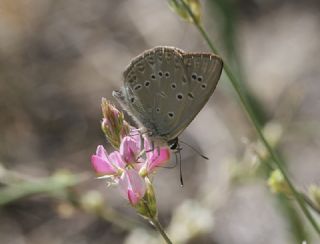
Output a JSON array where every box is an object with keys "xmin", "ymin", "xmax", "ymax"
[
  {"xmin": 177, "ymin": 146, "xmax": 184, "ymax": 187},
  {"xmin": 179, "ymin": 140, "xmax": 209, "ymax": 160}
]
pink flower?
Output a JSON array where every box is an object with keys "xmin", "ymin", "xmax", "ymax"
[
  {"xmin": 120, "ymin": 135, "xmax": 171, "ymax": 173},
  {"xmin": 137, "ymin": 140, "xmax": 171, "ymax": 175},
  {"xmin": 119, "ymin": 169, "xmax": 146, "ymax": 205},
  {"xmin": 91, "ymin": 145, "xmax": 147, "ymax": 205},
  {"xmin": 91, "ymin": 134, "xmax": 169, "ymax": 206},
  {"xmin": 120, "ymin": 136, "xmax": 142, "ymax": 164},
  {"xmin": 146, "ymin": 148, "xmax": 171, "ymax": 173},
  {"xmin": 91, "ymin": 145, "xmax": 125, "ymax": 177}
]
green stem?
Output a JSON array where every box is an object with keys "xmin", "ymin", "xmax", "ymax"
[
  {"xmin": 175, "ymin": 0, "xmax": 320, "ymax": 236},
  {"xmin": 150, "ymin": 217, "xmax": 173, "ymax": 244},
  {"xmin": 143, "ymin": 202, "xmax": 172, "ymax": 244},
  {"xmin": 302, "ymin": 193, "xmax": 320, "ymax": 215}
]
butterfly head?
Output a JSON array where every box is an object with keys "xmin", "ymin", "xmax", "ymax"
[{"xmin": 168, "ymin": 137, "xmax": 180, "ymax": 152}]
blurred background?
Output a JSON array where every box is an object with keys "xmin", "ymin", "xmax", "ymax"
[{"xmin": 1, "ymin": 0, "xmax": 320, "ymax": 243}]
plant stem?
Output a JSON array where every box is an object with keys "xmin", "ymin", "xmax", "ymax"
[
  {"xmin": 150, "ymin": 217, "xmax": 173, "ymax": 244},
  {"xmin": 200, "ymin": 23, "xmax": 320, "ymax": 236},
  {"xmin": 143, "ymin": 201, "xmax": 172, "ymax": 244},
  {"xmin": 174, "ymin": 0, "xmax": 320, "ymax": 236},
  {"xmin": 302, "ymin": 193, "xmax": 320, "ymax": 215}
]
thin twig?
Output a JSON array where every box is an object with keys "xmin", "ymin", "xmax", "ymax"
[{"xmin": 301, "ymin": 193, "xmax": 320, "ymax": 215}]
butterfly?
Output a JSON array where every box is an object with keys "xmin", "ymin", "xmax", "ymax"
[{"xmin": 113, "ymin": 46, "xmax": 223, "ymax": 151}]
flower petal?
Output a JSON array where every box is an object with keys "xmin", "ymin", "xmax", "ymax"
[
  {"xmin": 120, "ymin": 136, "xmax": 141, "ymax": 163},
  {"xmin": 147, "ymin": 147, "xmax": 170, "ymax": 173},
  {"xmin": 91, "ymin": 155, "xmax": 117, "ymax": 176},
  {"xmin": 118, "ymin": 169, "xmax": 146, "ymax": 205},
  {"xmin": 109, "ymin": 151, "xmax": 126, "ymax": 169},
  {"xmin": 129, "ymin": 128, "xmax": 142, "ymax": 143},
  {"xmin": 96, "ymin": 145, "xmax": 108, "ymax": 159}
]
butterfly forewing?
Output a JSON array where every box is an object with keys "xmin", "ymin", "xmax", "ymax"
[{"xmin": 113, "ymin": 46, "xmax": 223, "ymax": 143}]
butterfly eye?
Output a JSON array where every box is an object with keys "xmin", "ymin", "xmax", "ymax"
[
  {"xmin": 171, "ymin": 83, "xmax": 177, "ymax": 89},
  {"xmin": 151, "ymin": 74, "xmax": 156, "ymax": 79},
  {"xmin": 197, "ymin": 76, "xmax": 203, "ymax": 82},
  {"xmin": 168, "ymin": 112, "xmax": 175, "ymax": 119},
  {"xmin": 158, "ymin": 71, "xmax": 163, "ymax": 77},
  {"xmin": 176, "ymin": 93, "xmax": 183, "ymax": 101},
  {"xmin": 191, "ymin": 73, "xmax": 197, "ymax": 80},
  {"xmin": 144, "ymin": 81, "xmax": 150, "ymax": 87},
  {"xmin": 165, "ymin": 72, "xmax": 170, "ymax": 78}
]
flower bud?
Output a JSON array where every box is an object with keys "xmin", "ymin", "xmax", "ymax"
[
  {"xmin": 267, "ymin": 169, "xmax": 292, "ymax": 196},
  {"xmin": 169, "ymin": 0, "xmax": 201, "ymax": 25},
  {"xmin": 101, "ymin": 98, "xmax": 130, "ymax": 149}
]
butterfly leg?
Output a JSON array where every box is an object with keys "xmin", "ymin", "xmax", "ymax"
[
  {"xmin": 142, "ymin": 140, "xmax": 156, "ymax": 154},
  {"xmin": 136, "ymin": 140, "xmax": 160, "ymax": 162},
  {"xmin": 146, "ymin": 141, "xmax": 161, "ymax": 157},
  {"xmin": 128, "ymin": 128, "xmax": 146, "ymax": 137},
  {"xmin": 140, "ymin": 133, "xmax": 144, "ymax": 152},
  {"xmin": 136, "ymin": 134, "xmax": 147, "ymax": 161}
]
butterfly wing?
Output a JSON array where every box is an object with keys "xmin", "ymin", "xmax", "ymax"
[{"xmin": 113, "ymin": 47, "xmax": 223, "ymax": 142}]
